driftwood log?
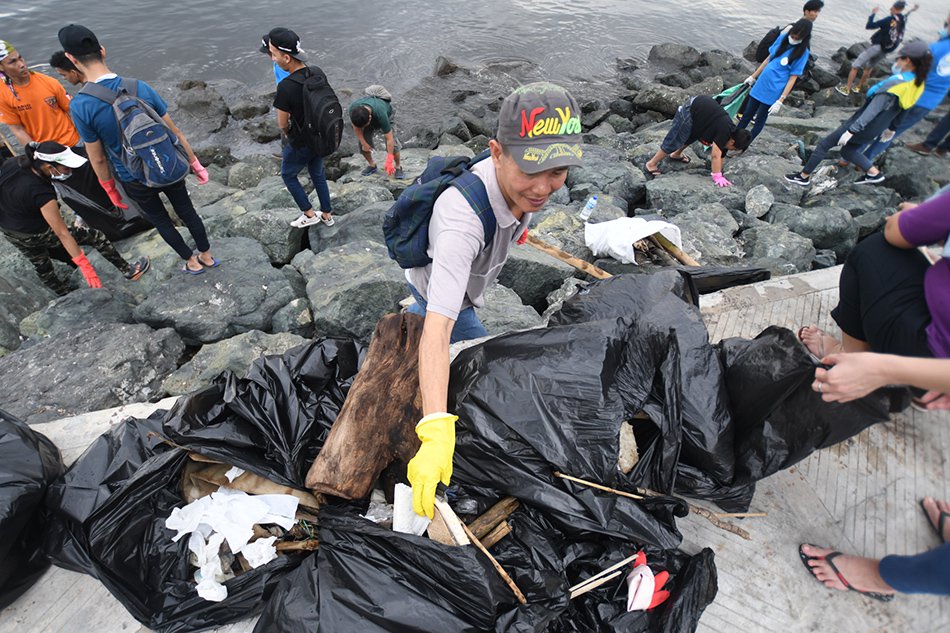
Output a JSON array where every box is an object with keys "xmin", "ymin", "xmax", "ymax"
[{"xmin": 306, "ymin": 312, "xmax": 424, "ymax": 498}]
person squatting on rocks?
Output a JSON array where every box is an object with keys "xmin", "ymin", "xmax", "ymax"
[
  {"xmin": 0, "ymin": 142, "xmax": 149, "ymax": 295},
  {"xmin": 349, "ymin": 85, "xmax": 405, "ymax": 178},
  {"xmin": 404, "ymin": 82, "xmax": 584, "ymax": 519},
  {"xmin": 643, "ymin": 95, "xmax": 752, "ymax": 186},
  {"xmin": 862, "ymin": 10, "xmax": 950, "ymax": 161},
  {"xmin": 267, "ymin": 27, "xmax": 336, "ymax": 229},
  {"xmin": 739, "ymin": 19, "xmax": 813, "ymax": 143},
  {"xmin": 0, "ymin": 40, "xmax": 80, "ymax": 148},
  {"xmin": 59, "ymin": 24, "xmax": 218, "ymax": 275},
  {"xmin": 49, "ymin": 50, "xmax": 86, "ymax": 87},
  {"xmin": 798, "ymin": 187, "xmax": 950, "ymax": 410},
  {"xmin": 837, "ymin": 1, "xmax": 919, "ymax": 95},
  {"xmin": 786, "ymin": 39, "xmax": 932, "ymax": 187}
]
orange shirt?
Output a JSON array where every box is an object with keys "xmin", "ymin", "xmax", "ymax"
[{"xmin": 0, "ymin": 72, "xmax": 80, "ymax": 146}]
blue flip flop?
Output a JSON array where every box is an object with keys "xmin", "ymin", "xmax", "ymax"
[
  {"xmin": 200, "ymin": 257, "xmax": 221, "ymax": 268},
  {"xmin": 182, "ymin": 264, "xmax": 205, "ymax": 275}
]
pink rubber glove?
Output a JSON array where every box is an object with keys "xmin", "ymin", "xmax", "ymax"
[
  {"xmin": 98, "ymin": 178, "xmax": 129, "ymax": 209},
  {"xmin": 384, "ymin": 153, "xmax": 396, "ymax": 176},
  {"xmin": 71, "ymin": 251, "xmax": 102, "ymax": 288},
  {"xmin": 517, "ymin": 228, "xmax": 529, "ymax": 245},
  {"xmin": 190, "ymin": 157, "xmax": 209, "ymax": 185},
  {"xmin": 711, "ymin": 172, "xmax": 733, "ymax": 188}
]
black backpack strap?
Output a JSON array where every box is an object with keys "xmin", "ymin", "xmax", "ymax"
[{"xmin": 119, "ymin": 78, "xmax": 139, "ymax": 97}]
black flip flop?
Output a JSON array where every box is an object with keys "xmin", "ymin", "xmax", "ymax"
[
  {"xmin": 668, "ymin": 155, "xmax": 691, "ymax": 164},
  {"xmin": 920, "ymin": 499, "xmax": 950, "ymax": 543},
  {"xmin": 798, "ymin": 544, "xmax": 895, "ymax": 602}
]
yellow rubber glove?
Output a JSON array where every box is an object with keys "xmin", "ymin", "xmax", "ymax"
[{"xmin": 407, "ymin": 412, "xmax": 458, "ymax": 519}]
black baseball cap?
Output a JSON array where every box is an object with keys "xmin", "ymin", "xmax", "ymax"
[
  {"xmin": 266, "ymin": 27, "xmax": 307, "ymax": 61},
  {"xmin": 58, "ymin": 24, "xmax": 101, "ymax": 56}
]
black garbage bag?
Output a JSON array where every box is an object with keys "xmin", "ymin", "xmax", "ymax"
[
  {"xmin": 255, "ymin": 505, "xmax": 717, "ymax": 633},
  {"xmin": 678, "ymin": 265, "xmax": 770, "ymax": 296},
  {"xmin": 0, "ymin": 410, "xmax": 64, "ymax": 609},
  {"xmin": 43, "ymin": 339, "xmax": 362, "ymax": 633},
  {"xmin": 549, "ymin": 271, "xmax": 736, "ymax": 486},
  {"xmin": 449, "ymin": 315, "xmax": 688, "ymax": 547},
  {"xmin": 720, "ymin": 326, "xmax": 894, "ymax": 485}
]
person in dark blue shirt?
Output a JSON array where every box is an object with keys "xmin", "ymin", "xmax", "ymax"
[{"xmin": 838, "ymin": 2, "xmax": 919, "ymax": 95}]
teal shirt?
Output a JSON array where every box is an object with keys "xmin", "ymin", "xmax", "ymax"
[{"xmin": 348, "ymin": 96, "xmax": 393, "ymax": 133}]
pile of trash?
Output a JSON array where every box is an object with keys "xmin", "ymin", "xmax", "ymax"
[{"xmin": 2, "ymin": 270, "xmax": 903, "ymax": 632}]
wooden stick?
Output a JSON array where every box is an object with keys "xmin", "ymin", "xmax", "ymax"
[
  {"xmin": 459, "ymin": 519, "xmax": 528, "ymax": 604},
  {"xmin": 553, "ymin": 472, "xmax": 750, "ymax": 540},
  {"xmin": 569, "ymin": 570, "xmax": 623, "ymax": 599},
  {"xmin": 275, "ymin": 539, "xmax": 320, "ymax": 552},
  {"xmin": 433, "ymin": 498, "xmax": 471, "ymax": 546},
  {"xmin": 466, "ymin": 496, "xmax": 520, "ymax": 540},
  {"xmin": 480, "ymin": 520, "xmax": 512, "ymax": 549},
  {"xmin": 715, "ymin": 512, "xmax": 767, "ymax": 518},
  {"xmin": 649, "ymin": 233, "xmax": 700, "ymax": 267},
  {"xmin": 0, "ymin": 128, "xmax": 16, "ymax": 157},
  {"xmin": 568, "ymin": 553, "xmax": 638, "ymax": 593},
  {"xmin": 525, "ymin": 234, "xmax": 612, "ymax": 279}
]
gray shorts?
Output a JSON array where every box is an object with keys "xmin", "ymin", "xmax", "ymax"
[
  {"xmin": 661, "ymin": 97, "xmax": 696, "ymax": 154},
  {"xmin": 853, "ymin": 44, "xmax": 886, "ymax": 70}
]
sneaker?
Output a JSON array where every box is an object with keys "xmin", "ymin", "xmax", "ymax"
[
  {"xmin": 784, "ymin": 172, "xmax": 811, "ymax": 186},
  {"xmin": 851, "ymin": 86, "xmax": 862, "ymax": 94},
  {"xmin": 360, "ymin": 165, "xmax": 378, "ymax": 176},
  {"xmin": 394, "ymin": 167, "xmax": 405, "ymax": 179},
  {"xmin": 290, "ymin": 213, "xmax": 320, "ymax": 228},
  {"xmin": 124, "ymin": 256, "xmax": 150, "ymax": 281},
  {"xmin": 855, "ymin": 172, "xmax": 885, "ymax": 185},
  {"xmin": 321, "ymin": 214, "xmax": 335, "ymax": 227},
  {"xmin": 834, "ymin": 85, "xmax": 850, "ymax": 96},
  {"xmin": 936, "ymin": 148, "xmax": 948, "ymax": 157}
]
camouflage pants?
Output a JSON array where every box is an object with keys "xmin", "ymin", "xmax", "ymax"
[{"xmin": 1, "ymin": 225, "xmax": 130, "ymax": 296}]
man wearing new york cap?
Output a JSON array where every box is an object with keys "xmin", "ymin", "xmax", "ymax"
[{"xmin": 404, "ymin": 82, "xmax": 584, "ymax": 520}]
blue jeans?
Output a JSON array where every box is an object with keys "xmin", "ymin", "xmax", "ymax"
[
  {"xmin": 406, "ymin": 283, "xmax": 488, "ymax": 343},
  {"xmin": 736, "ymin": 95, "xmax": 771, "ymax": 141},
  {"xmin": 923, "ymin": 110, "xmax": 950, "ymax": 151},
  {"xmin": 281, "ymin": 144, "xmax": 332, "ymax": 214},
  {"xmin": 863, "ymin": 105, "xmax": 931, "ymax": 161},
  {"xmin": 880, "ymin": 542, "xmax": 950, "ymax": 596},
  {"xmin": 802, "ymin": 122, "xmax": 874, "ymax": 174}
]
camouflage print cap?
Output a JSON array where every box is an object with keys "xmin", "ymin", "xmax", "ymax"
[{"xmin": 495, "ymin": 82, "xmax": 584, "ymax": 174}]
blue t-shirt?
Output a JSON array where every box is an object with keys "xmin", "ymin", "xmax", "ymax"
[
  {"xmin": 916, "ymin": 37, "xmax": 950, "ymax": 110},
  {"xmin": 750, "ymin": 33, "xmax": 810, "ymax": 105},
  {"xmin": 273, "ymin": 62, "xmax": 290, "ymax": 86},
  {"xmin": 70, "ymin": 76, "xmax": 168, "ymax": 183}
]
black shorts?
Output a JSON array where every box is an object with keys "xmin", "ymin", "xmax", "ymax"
[{"xmin": 831, "ymin": 232, "xmax": 933, "ymax": 357}]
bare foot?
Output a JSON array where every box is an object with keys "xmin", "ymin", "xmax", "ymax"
[
  {"xmin": 800, "ymin": 544, "xmax": 895, "ymax": 597},
  {"xmin": 921, "ymin": 497, "xmax": 950, "ymax": 542},
  {"xmin": 197, "ymin": 253, "xmax": 217, "ymax": 267},
  {"xmin": 798, "ymin": 326, "xmax": 843, "ymax": 359}
]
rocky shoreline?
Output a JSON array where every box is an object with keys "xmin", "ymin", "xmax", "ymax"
[{"xmin": 1, "ymin": 41, "xmax": 947, "ymax": 423}]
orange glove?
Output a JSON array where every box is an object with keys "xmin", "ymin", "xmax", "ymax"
[
  {"xmin": 517, "ymin": 229, "xmax": 529, "ymax": 245},
  {"xmin": 384, "ymin": 153, "xmax": 396, "ymax": 176},
  {"xmin": 72, "ymin": 251, "xmax": 102, "ymax": 288},
  {"xmin": 98, "ymin": 178, "xmax": 129, "ymax": 209}
]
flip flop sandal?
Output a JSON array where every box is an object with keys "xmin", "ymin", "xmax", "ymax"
[
  {"xmin": 645, "ymin": 166, "xmax": 662, "ymax": 179},
  {"xmin": 182, "ymin": 265, "xmax": 205, "ymax": 275},
  {"xmin": 920, "ymin": 499, "xmax": 950, "ymax": 543},
  {"xmin": 668, "ymin": 155, "xmax": 691, "ymax": 164},
  {"xmin": 798, "ymin": 544, "xmax": 895, "ymax": 602},
  {"xmin": 200, "ymin": 257, "xmax": 221, "ymax": 268}
]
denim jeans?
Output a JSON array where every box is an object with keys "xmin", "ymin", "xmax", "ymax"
[
  {"xmin": 736, "ymin": 94, "xmax": 771, "ymax": 141},
  {"xmin": 923, "ymin": 110, "xmax": 950, "ymax": 151},
  {"xmin": 802, "ymin": 122, "xmax": 874, "ymax": 174},
  {"xmin": 406, "ymin": 283, "xmax": 488, "ymax": 343},
  {"xmin": 862, "ymin": 105, "xmax": 931, "ymax": 161},
  {"xmin": 281, "ymin": 143, "xmax": 332, "ymax": 214}
]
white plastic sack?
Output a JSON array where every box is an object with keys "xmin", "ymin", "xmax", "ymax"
[{"xmin": 584, "ymin": 217, "xmax": 683, "ymax": 265}]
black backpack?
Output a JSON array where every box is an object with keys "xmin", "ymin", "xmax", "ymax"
[
  {"xmin": 288, "ymin": 67, "xmax": 344, "ymax": 156},
  {"xmin": 755, "ymin": 25, "xmax": 783, "ymax": 63}
]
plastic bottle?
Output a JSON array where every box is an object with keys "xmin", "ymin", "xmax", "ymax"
[{"xmin": 579, "ymin": 195, "xmax": 598, "ymax": 221}]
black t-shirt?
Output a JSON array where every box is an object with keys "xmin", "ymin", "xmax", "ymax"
[
  {"xmin": 688, "ymin": 96, "xmax": 733, "ymax": 153},
  {"xmin": 0, "ymin": 159, "xmax": 56, "ymax": 234},
  {"xmin": 273, "ymin": 67, "xmax": 309, "ymax": 147}
]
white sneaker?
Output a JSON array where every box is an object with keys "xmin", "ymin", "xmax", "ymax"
[{"xmin": 290, "ymin": 213, "xmax": 320, "ymax": 228}]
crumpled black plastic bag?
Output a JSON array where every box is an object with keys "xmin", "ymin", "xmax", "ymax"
[
  {"xmin": 549, "ymin": 271, "xmax": 736, "ymax": 486},
  {"xmin": 254, "ymin": 505, "xmax": 717, "ymax": 633},
  {"xmin": 0, "ymin": 410, "xmax": 64, "ymax": 609},
  {"xmin": 42, "ymin": 339, "xmax": 362, "ymax": 632},
  {"xmin": 449, "ymin": 315, "xmax": 687, "ymax": 548},
  {"xmin": 720, "ymin": 326, "xmax": 894, "ymax": 485}
]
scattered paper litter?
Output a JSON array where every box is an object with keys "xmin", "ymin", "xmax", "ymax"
[{"xmin": 392, "ymin": 483, "xmax": 431, "ymax": 536}]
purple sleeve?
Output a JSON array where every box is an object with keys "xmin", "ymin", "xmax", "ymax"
[{"xmin": 897, "ymin": 190, "xmax": 950, "ymax": 247}]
